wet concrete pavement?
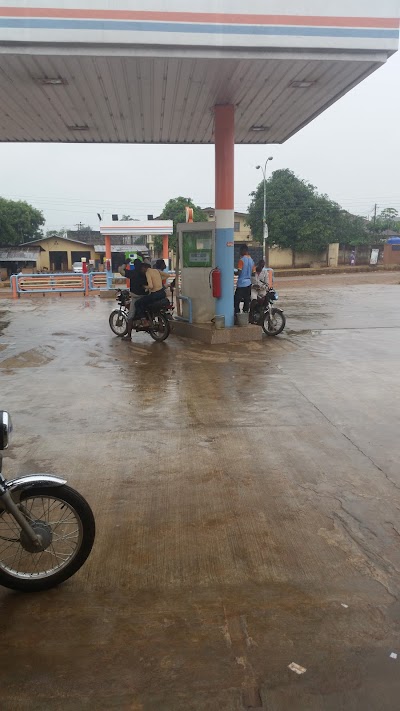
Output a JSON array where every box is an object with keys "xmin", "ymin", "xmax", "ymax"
[{"xmin": 1, "ymin": 280, "xmax": 400, "ymax": 710}]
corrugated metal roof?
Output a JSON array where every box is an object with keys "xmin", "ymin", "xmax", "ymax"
[
  {"xmin": 0, "ymin": 249, "xmax": 41, "ymax": 262},
  {"xmin": 20, "ymin": 235, "xmax": 93, "ymax": 247},
  {"xmin": 0, "ymin": 2, "xmax": 396, "ymax": 144},
  {"xmin": 0, "ymin": 53, "xmax": 391, "ymax": 144}
]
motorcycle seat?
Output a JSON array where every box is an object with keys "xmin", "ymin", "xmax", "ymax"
[{"xmin": 148, "ymin": 298, "xmax": 170, "ymax": 312}]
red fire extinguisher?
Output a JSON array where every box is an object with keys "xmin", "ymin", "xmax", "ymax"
[{"xmin": 210, "ymin": 268, "xmax": 222, "ymax": 298}]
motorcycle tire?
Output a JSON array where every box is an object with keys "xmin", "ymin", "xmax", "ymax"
[
  {"xmin": 262, "ymin": 308, "xmax": 286, "ymax": 336},
  {"xmin": 148, "ymin": 312, "xmax": 170, "ymax": 342},
  {"xmin": 109, "ymin": 309, "xmax": 128, "ymax": 337},
  {"xmin": 0, "ymin": 485, "xmax": 95, "ymax": 592}
]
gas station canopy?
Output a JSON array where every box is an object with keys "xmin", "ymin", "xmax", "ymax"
[
  {"xmin": 0, "ymin": 1, "xmax": 398, "ymax": 144},
  {"xmin": 99, "ymin": 220, "xmax": 173, "ymax": 237}
]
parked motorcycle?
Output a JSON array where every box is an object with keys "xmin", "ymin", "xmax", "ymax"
[
  {"xmin": 109, "ymin": 288, "xmax": 172, "ymax": 342},
  {"xmin": 0, "ymin": 411, "xmax": 95, "ymax": 592},
  {"xmin": 249, "ymin": 287, "xmax": 286, "ymax": 336}
]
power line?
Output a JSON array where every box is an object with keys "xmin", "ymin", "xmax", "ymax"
[{"xmin": 2, "ymin": 191, "xmax": 400, "ymax": 208}]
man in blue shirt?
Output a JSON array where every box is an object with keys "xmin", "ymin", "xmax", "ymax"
[{"xmin": 234, "ymin": 244, "xmax": 255, "ymax": 318}]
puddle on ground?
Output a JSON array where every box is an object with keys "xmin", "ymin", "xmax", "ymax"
[
  {"xmin": 0, "ymin": 346, "xmax": 55, "ymax": 369},
  {"xmin": 285, "ymin": 312, "xmax": 329, "ymax": 321},
  {"xmin": 286, "ymin": 329, "xmax": 321, "ymax": 337}
]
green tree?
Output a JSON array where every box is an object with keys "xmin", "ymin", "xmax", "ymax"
[
  {"xmin": 46, "ymin": 228, "xmax": 67, "ymax": 238},
  {"xmin": 246, "ymin": 169, "xmax": 370, "ymax": 263},
  {"xmin": 379, "ymin": 207, "xmax": 399, "ymax": 226},
  {"xmin": 121, "ymin": 215, "xmax": 138, "ymax": 221},
  {"xmin": 0, "ymin": 197, "xmax": 44, "ymax": 246},
  {"xmin": 154, "ymin": 197, "xmax": 207, "ymax": 253},
  {"xmin": 335, "ymin": 211, "xmax": 371, "ymax": 247},
  {"xmin": 371, "ymin": 207, "xmax": 400, "ymax": 236}
]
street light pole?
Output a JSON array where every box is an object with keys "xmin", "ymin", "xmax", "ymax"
[{"xmin": 256, "ymin": 157, "xmax": 273, "ymax": 265}]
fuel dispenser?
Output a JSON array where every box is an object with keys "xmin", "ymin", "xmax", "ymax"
[{"xmin": 177, "ymin": 222, "xmax": 217, "ymax": 323}]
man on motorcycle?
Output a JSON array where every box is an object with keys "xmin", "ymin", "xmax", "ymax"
[
  {"xmin": 122, "ymin": 258, "xmax": 148, "ymax": 341},
  {"xmin": 251, "ymin": 260, "xmax": 269, "ymax": 300},
  {"xmin": 135, "ymin": 262, "xmax": 167, "ymax": 323}
]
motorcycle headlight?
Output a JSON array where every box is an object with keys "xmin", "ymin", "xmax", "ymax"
[{"xmin": 273, "ymin": 291, "xmax": 279, "ymax": 301}]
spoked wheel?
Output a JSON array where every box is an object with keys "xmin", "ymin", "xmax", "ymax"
[
  {"xmin": 109, "ymin": 309, "xmax": 128, "ymax": 337},
  {"xmin": 0, "ymin": 485, "xmax": 95, "ymax": 592},
  {"xmin": 262, "ymin": 308, "xmax": 286, "ymax": 336},
  {"xmin": 148, "ymin": 312, "xmax": 170, "ymax": 342}
]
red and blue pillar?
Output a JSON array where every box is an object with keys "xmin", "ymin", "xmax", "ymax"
[{"xmin": 215, "ymin": 105, "xmax": 235, "ymax": 328}]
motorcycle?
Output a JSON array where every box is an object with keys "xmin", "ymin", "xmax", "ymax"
[
  {"xmin": 249, "ymin": 286, "xmax": 286, "ymax": 336},
  {"xmin": 109, "ymin": 288, "xmax": 172, "ymax": 342},
  {"xmin": 0, "ymin": 411, "xmax": 95, "ymax": 592}
]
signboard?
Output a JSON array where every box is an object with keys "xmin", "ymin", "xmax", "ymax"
[
  {"xmin": 182, "ymin": 231, "xmax": 213, "ymax": 268},
  {"xmin": 370, "ymin": 249, "xmax": 379, "ymax": 265},
  {"xmin": 263, "ymin": 223, "xmax": 269, "ymax": 241}
]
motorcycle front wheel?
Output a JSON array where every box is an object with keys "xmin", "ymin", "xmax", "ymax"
[
  {"xmin": 0, "ymin": 485, "xmax": 95, "ymax": 592},
  {"xmin": 109, "ymin": 309, "xmax": 128, "ymax": 336},
  {"xmin": 263, "ymin": 308, "xmax": 286, "ymax": 336},
  {"xmin": 148, "ymin": 312, "xmax": 170, "ymax": 342}
]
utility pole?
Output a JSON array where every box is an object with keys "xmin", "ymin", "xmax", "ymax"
[
  {"xmin": 76, "ymin": 222, "xmax": 84, "ymax": 232},
  {"xmin": 373, "ymin": 204, "xmax": 378, "ymax": 229},
  {"xmin": 255, "ymin": 157, "xmax": 273, "ymax": 265}
]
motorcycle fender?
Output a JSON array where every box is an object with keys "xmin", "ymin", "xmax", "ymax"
[{"xmin": 1, "ymin": 475, "xmax": 67, "ymax": 508}]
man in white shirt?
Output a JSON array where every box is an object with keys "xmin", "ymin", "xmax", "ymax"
[{"xmin": 251, "ymin": 260, "xmax": 269, "ymax": 301}]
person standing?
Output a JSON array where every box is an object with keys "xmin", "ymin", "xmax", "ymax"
[
  {"xmin": 122, "ymin": 258, "xmax": 148, "ymax": 341},
  {"xmin": 234, "ymin": 244, "xmax": 255, "ymax": 318}
]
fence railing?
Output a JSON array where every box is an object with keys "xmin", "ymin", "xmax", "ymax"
[
  {"xmin": 10, "ymin": 268, "xmax": 274, "ymax": 299},
  {"xmin": 88, "ymin": 272, "xmax": 108, "ymax": 290},
  {"xmin": 11, "ymin": 272, "xmax": 110, "ymax": 298}
]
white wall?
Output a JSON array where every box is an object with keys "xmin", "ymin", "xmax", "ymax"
[{"xmin": 269, "ymin": 248, "xmax": 327, "ymax": 269}]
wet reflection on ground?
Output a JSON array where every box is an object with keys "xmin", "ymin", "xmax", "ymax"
[{"xmin": 1, "ymin": 280, "xmax": 400, "ymax": 710}]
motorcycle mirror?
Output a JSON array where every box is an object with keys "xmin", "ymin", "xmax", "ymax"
[{"xmin": 0, "ymin": 411, "xmax": 12, "ymax": 450}]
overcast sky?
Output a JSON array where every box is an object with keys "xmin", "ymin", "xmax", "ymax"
[{"xmin": 0, "ymin": 51, "xmax": 399, "ymax": 231}]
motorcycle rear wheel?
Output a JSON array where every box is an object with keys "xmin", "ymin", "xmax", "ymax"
[
  {"xmin": 148, "ymin": 312, "xmax": 170, "ymax": 342},
  {"xmin": 109, "ymin": 309, "xmax": 128, "ymax": 337},
  {"xmin": 0, "ymin": 485, "xmax": 95, "ymax": 592},
  {"xmin": 263, "ymin": 308, "xmax": 286, "ymax": 336}
]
